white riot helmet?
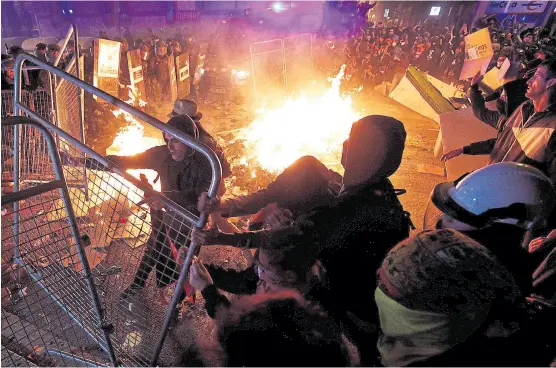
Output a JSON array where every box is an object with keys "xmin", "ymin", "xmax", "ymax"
[{"xmin": 424, "ymin": 162, "xmax": 555, "ymax": 231}]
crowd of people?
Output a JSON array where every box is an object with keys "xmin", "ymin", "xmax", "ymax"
[
  {"xmin": 99, "ymin": 63, "xmax": 554, "ymax": 367},
  {"xmin": 332, "ymin": 19, "xmax": 556, "ymax": 94},
  {"xmin": 2, "ymin": 16, "xmax": 556, "ymax": 367},
  {"xmin": 1, "ymin": 27, "xmax": 202, "ymax": 104}
]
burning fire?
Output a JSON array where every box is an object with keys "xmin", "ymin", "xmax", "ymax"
[
  {"xmin": 109, "ymin": 86, "xmax": 161, "ymax": 192},
  {"xmin": 239, "ymin": 65, "xmax": 361, "ymax": 174}
]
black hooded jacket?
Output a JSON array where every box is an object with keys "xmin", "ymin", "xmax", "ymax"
[{"xmin": 211, "ymin": 116, "xmax": 413, "ymax": 322}]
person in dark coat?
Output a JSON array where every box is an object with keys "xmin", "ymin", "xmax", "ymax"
[
  {"xmin": 90, "ymin": 115, "xmax": 214, "ymax": 302},
  {"xmin": 201, "ymin": 291, "xmax": 354, "ymax": 367},
  {"xmin": 167, "ymin": 99, "xmax": 232, "ymax": 182},
  {"xmin": 196, "ymin": 115, "xmax": 413, "ymax": 365}
]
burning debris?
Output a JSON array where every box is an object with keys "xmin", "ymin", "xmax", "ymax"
[
  {"xmin": 108, "ymin": 86, "xmax": 162, "ymax": 192},
  {"xmin": 238, "ymin": 64, "xmax": 361, "ymax": 175},
  {"xmin": 219, "ymin": 65, "xmax": 361, "ymax": 197},
  {"xmin": 88, "ymin": 66, "xmax": 360, "ymax": 207}
]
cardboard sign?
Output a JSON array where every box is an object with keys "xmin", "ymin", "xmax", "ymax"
[
  {"xmin": 193, "ymin": 43, "xmax": 208, "ymax": 85},
  {"xmin": 459, "ymin": 28, "xmax": 494, "ymax": 80},
  {"xmin": 175, "ymin": 52, "xmax": 191, "ymax": 99},
  {"xmin": 438, "ymin": 106, "xmax": 498, "ymax": 180},
  {"xmin": 482, "ymin": 66, "xmax": 503, "ymax": 92},
  {"xmin": 481, "ymin": 58, "xmax": 511, "ymax": 93},
  {"xmin": 127, "ymin": 48, "xmax": 147, "ymax": 100},
  {"xmin": 93, "ymin": 39, "xmax": 121, "ymax": 100}
]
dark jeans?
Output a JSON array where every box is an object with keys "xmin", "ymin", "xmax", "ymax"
[{"xmin": 131, "ymin": 215, "xmax": 190, "ymax": 289}]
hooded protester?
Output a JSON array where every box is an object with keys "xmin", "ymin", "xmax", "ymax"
[
  {"xmin": 424, "ymin": 162, "xmax": 556, "ymax": 295},
  {"xmin": 375, "ymin": 228, "xmax": 528, "ymax": 366},
  {"xmin": 198, "ymin": 154, "xmax": 339, "ymax": 225},
  {"xmin": 196, "ymin": 115, "xmax": 412, "ymax": 365}
]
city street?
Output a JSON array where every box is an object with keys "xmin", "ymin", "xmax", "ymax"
[{"xmin": 140, "ymin": 88, "xmax": 447, "ymax": 365}]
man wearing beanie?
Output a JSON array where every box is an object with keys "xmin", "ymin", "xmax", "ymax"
[{"xmin": 376, "ymin": 229, "xmax": 526, "ymax": 366}]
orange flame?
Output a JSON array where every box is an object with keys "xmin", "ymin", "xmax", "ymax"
[
  {"xmin": 108, "ymin": 87, "xmax": 162, "ymax": 192},
  {"xmin": 240, "ymin": 65, "xmax": 361, "ymax": 175}
]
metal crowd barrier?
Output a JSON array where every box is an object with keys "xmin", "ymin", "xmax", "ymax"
[
  {"xmin": 4, "ymin": 52, "xmax": 222, "ymax": 366},
  {"xmin": 2, "ymin": 117, "xmax": 117, "ymax": 367},
  {"xmin": 249, "ymin": 38, "xmax": 286, "ymax": 97},
  {"xmin": 55, "ymin": 24, "xmax": 85, "ymax": 144},
  {"xmin": 249, "ymin": 33, "xmax": 314, "ymax": 97},
  {"xmin": 1, "ymin": 89, "xmax": 54, "ymax": 186},
  {"xmin": 1, "ymin": 25, "xmax": 84, "ymax": 190}
]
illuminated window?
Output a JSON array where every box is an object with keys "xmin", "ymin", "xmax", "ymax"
[{"xmin": 430, "ymin": 6, "xmax": 441, "ymax": 16}]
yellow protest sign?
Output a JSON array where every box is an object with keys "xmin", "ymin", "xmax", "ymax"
[{"xmin": 459, "ymin": 28, "xmax": 494, "ymax": 80}]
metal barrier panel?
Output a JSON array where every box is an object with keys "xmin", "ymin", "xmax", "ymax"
[
  {"xmin": 1, "ymin": 90, "xmax": 54, "ymax": 186},
  {"xmin": 32, "ymin": 89, "xmax": 54, "ymax": 121},
  {"xmin": 250, "ymin": 39, "xmax": 286, "ymax": 99},
  {"xmin": 56, "ymin": 57, "xmax": 85, "ymax": 142},
  {"xmin": 11, "ymin": 52, "xmax": 222, "ymax": 366},
  {"xmin": 52, "ymin": 132, "xmax": 199, "ymax": 366},
  {"xmin": 283, "ymin": 34, "xmax": 314, "ymax": 92},
  {"xmin": 2, "ymin": 90, "xmax": 34, "ymax": 117},
  {"xmin": 1, "ymin": 119, "xmax": 116, "ymax": 367}
]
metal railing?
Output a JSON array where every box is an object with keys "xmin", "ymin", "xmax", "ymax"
[
  {"xmin": 249, "ymin": 33, "xmax": 314, "ymax": 98},
  {"xmin": 250, "ymin": 38, "xmax": 286, "ymax": 98},
  {"xmin": 54, "ymin": 24, "xmax": 85, "ymax": 144},
  {"xmin": 1, "ymin": 25, "xmax": 84, "ymax": 191},
  {"xmin": 8, "ymin": 51, "xmax": 222, "ymax": 366},
  {"xmin": 2, "ymin": 116, "xmax": 117, "ymax": 367},
  {"xmin": 1, "ymin": 89, "xmax": 55, "ymax": 186}
]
